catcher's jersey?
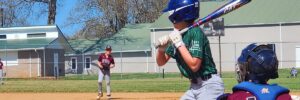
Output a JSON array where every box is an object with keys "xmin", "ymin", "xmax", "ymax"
[{"xmin": 165, "ymin": 27, "xmax": 217, "ymax": 79}]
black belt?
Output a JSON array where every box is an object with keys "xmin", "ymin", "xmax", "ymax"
[
  {"xmin": 201, "ymin": 74, "xmax": 212, "ymax": 81},
  {"xmin": 190, "ymin": 74, "xmax": 213, "ymax": 84}
]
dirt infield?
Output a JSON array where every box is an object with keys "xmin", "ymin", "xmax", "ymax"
[
  {"xmin": 0, "ymin": 92, "xmax": 299, "ymax": 100},
  {"xmin": 0, "ymin": 92, "xmax": 183, "ymax": 100}
]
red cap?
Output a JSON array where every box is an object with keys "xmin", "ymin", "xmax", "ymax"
[{"xmin": 105, "ymin": 45, "xmax": 112, "ymax": 51}]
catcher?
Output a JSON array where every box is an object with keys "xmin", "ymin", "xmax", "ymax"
[
  {"xmin": 156, "ymin": 0, "xmax": 224, "ymax": 99},
  {"xmin": 218, "ymin": 43, "xmax": 292, "ymax": 100}
]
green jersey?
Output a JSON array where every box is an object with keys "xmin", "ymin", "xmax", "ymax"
[{"xmin": 165, "ymin": 27, "xmax": 217, "ymax": 79}]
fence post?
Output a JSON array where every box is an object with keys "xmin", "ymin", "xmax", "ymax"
[
  {"xmin": 43, "ymin": 48, "xmax": 46, "ymax": 78},
  {"xmin": 218, "ymin": 35, "xmax": 222, "ymax": 77},
  {"xmin": 82, "ymin": 50, "xmax": 85, "ymax": 80},
  {"xmin": 5, "ymin": 44, "xmax": 7, "ymax": 80},
  {"xmin": 162, "ymin": 68, "xmax": 165, "ymax": 79},
  {"xmin": 30, "ymin": 52, "xmax": 32, "ymax": 78},
  {"xmin": 145, "ymin": 50, "xmax": 149, "ymax": 73},
  {"xmin": 279, "ymin": 22, "xmax": 283, "ymax": 68},
  {"xmin": 120, "ymin": 47, "xmax": 123, "ymax": 79},
  {"xmin": 234, "ymin": 43, "xmax": 237, "ymax": 64}
]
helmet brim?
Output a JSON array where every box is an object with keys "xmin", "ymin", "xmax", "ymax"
[{"xmin": 162, "ymin": 7, "xmax": 171, "ymax": 13}]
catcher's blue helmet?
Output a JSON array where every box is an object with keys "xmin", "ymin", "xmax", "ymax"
[
  {"xmin": 163, "ymin": 0, "xmax": 199, "ymax": 24},
  {"xmin": 237, "ymin": 43, "xmax": 278, "ymax": 84}
]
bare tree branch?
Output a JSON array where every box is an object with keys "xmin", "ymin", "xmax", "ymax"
[
  {"xmin": 0, "ymin": 0, "xmax": 60, "ymax": 27},
  {"xmin": 67, "ymin": 0, "xmax": 168, "ymax": 39}
]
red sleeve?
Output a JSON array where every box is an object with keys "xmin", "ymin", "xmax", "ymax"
[
  {"xmin": 111, "ymin": 56, "xmax": 115, "ymax": 64},
  {"xmin": 228, "ymin": 91, "xmax": 255, "ymax": 100},
  {"xmin": 276, "ymin": 93, "xmax": 292, "ymax": 100},
  {"xmin": 98, "ymin": 54, "xmax": 103, "ymax": 62}
]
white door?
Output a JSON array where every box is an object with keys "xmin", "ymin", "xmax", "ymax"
[
  {"xmin": 296, "ymin": 47, "xmax": 300, "ymax": 68},
  {"xmin": 54, "ymin": 53, "xmax": 59, "ymax": 77}
]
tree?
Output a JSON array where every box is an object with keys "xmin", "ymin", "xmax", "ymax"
[
  {"xmin": 127, "ymin": 0, "xmax": 168, "ymax": 23},
  {"xmin": 0, "ymin": 8, "xmax": 3, "ymax": 27},
  {"xmin": 48, "ymin": 0, "xmax": 57, "ymax": 25},
  {"xmin": 67, "ymin": 0, "xmax": 168, "ymax": 39},
  {"xmin": 0, "ymin": 0, "xmax": 58, "ymax": 27}
]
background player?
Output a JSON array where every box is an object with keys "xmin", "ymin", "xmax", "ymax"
[
  {"xmin": 97, "ymin": 45, "xmax": 115, "ymax": 99},
  {"xmin": 0, "ymin": 58, "xmax": 3, "ymax": 85}
]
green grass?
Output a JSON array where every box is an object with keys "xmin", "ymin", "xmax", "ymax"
[
  {"xmin": 63, "ymin": 73, "xmax": 182, "ymax": 80},
  {"xmin": 0, "ymin": 69, "xmax": 299, "ymax": 93},
  {"xmin": 0, "ymin": 78, "xmax": 189, "ymax": 93}
]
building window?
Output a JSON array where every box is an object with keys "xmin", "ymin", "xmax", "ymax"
[
  {"xmin": 0, "ymin": 35, "xmax": 6, "ymax": 39},
  {"xmin": 27, "ymin": 33, "xmax": 46, "ymax": 38},
  {"xmin": 71, "ymin": 58, "xmax": 77, "ymax": 70},
  {"xmin": 0, "ymin": 51, "xmax": 18, "ymax": 66},
  {"xmin": 85, "ymin": 57, "xmax": 91, "ymax": 69}
]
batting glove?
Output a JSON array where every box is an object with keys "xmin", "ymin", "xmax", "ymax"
[
  {"xmin": 169, "ymin": 29, "xmax": 184, "ymax": 48},
  {"xmin": 157, "ymin": 35, "xmax": 170, "ymax": 47}
]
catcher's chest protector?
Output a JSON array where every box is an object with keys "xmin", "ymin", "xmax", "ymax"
[{"xmin": 233, "ymin": 82, "xmax": 289, "ymax": 100}]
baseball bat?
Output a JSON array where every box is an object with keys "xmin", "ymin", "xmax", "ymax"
[{"xmin": 155, "ymin": 0, "xmax": 251, "ymax": 48}]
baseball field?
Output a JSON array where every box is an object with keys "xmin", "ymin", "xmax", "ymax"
[{"xmin": 0, "ymin": 69, "xmax": 299, "ymax": 100}]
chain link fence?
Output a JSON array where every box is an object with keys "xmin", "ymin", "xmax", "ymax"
[{"xmin": 0, "ymin": 41, "xmax": 300, "ymax": 78}]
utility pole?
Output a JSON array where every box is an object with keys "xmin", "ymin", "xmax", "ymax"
[{"xmin": 0, "ymin": 8, "xmax": 4, "ymax": 27}]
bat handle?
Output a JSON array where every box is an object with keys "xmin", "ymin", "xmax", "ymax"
[{"xmin": 154, "ymin": 28, "xmax": 189, "ymax": 49}]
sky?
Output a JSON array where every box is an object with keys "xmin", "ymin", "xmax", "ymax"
[{"xmin": 55, "ymin": 0, "xmax": 83, "ymax": 37}]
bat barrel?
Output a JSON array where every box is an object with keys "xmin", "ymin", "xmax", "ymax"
[
  {"xmin": 193, "ymin": 0, "xmax": 251, "ymax": 27},
  {"xmin": 154, "ymin": 0, "xmax": 251, "ymax": 48}
]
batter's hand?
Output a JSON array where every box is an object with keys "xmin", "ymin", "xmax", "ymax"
[
  {"xmin": 157, "ymin": 35, "xmax": 170, "ymax": 47},
  {"xmin": 169, "ymin": 29, "xmax": 184, "ymax": 48}
]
